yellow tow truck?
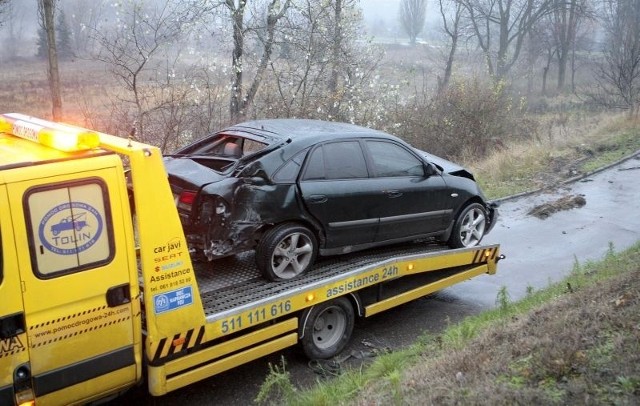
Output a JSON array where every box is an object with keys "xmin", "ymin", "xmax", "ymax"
[{"xmin": 0, "ymin": 113, "xmax": 503, "ymax": 405}]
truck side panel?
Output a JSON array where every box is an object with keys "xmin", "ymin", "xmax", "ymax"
[{"xmin": 4, "ymin": 156, "xmax": 142, "ymax": 405}]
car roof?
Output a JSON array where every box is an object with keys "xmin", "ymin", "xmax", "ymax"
[{"xmin": 224, "ymin": 119, "xmax": 396, "ymax": 143}]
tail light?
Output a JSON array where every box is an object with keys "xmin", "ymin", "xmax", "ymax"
[{"xmin": 177, "ymin": 190, "xmax": 197, "ymax": 211}]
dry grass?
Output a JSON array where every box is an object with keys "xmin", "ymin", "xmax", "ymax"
[
  {"xmin": 354, "ymin": 246, "xmax": 640, "ymax": 405},
  {"xmin": 0, "ymin": 58, "xmax": 115, "ymax": 124},
  {"xmin": 467, "ymin": 112, "xmax": 640, "ymax": 199}
]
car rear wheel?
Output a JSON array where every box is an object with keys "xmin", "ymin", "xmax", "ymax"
[
  {"xmin": 300, "ymin": 297, "xmax": 355, "ymax": 359},
  {"xmin": 256, "ymin": 223, "xmax": 318, "ymax": 281},
  {"xmin": 448, "ymin": 202, "xmax": 487, "ymax": 248}
]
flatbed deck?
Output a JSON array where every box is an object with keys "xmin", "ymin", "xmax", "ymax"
[{"xmin": 194, "ymin": 241, "xmax": 496, "ymax": 322}]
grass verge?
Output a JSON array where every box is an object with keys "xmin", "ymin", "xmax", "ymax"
[
  {"xmin": 471, "ymin": 114, "xmax": 640, "ymax": 200},
  {"xmin": 256, "ymin": 241, "xmax": 640, "ymax": 405}
]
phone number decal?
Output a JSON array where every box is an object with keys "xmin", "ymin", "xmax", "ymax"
[{"xmin": 218, "ymin": 300, "xmax": 292, "ymax": 335}]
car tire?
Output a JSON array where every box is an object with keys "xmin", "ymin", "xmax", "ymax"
[
  {"xmin": 256, "ymin": 223, "xmax": 318, "ymax": 281},
  {"xmin": 300, "ymin": 297, "xmax": 355, "ymax": 359},
  {"xmin": 448, "ymin": 202, "xmax": 487, "ymax": 248}
]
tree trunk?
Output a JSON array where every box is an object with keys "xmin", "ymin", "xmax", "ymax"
[
  {"xmin": 240, "ymin": 0, "xmax": 290, "ymax": 116},
  {"xmin": 229, "ymin": 1, "xmax": 245, "ymax": 122},
  {"xmin": 42, "ymin": 0, "xmax": 62, "ymax": 120},
  {"xmin": 327, "ymin": 0, "xmax": 343, "ymax": 118}
]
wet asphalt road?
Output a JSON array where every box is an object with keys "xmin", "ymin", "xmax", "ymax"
[{"xmin": 119, "ymin": 154, "xmax": 640, "ymax": 405}]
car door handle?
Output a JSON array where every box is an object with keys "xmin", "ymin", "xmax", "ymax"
[
  {"xmin": 384, "ymin": 190, "xmax": 403, "ymax": 198},
  {"xmin": 106, "ymin": 283, "xmax": 131, "ymax": 307},
  {"xmin": 0, "ymin": 312, "xmax": 26, "ymax": 339},
  {"xmin": 308, "ymin": 194, "xmax": 328, "ymax": 204}
]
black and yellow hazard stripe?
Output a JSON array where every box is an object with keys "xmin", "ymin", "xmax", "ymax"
[
  {"xmin": 471, "ymin": 246, "xmax": 499, "ymax": 264},
  {"xmin": 150, "ymin": 326, "xmax": 205, "ymax": 363}
]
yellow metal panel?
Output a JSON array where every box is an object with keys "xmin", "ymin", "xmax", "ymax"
[
  {"xmin": 163, "ymin": 333, "xmax": 298, "ymax": 395},
  {"xmin": 167, "ymin": 318, "xmax": 297, "ymax": 375},
  {"xmin": 121, "ymin": 144, "xmax": 207, "ymax": 352},
  {"xmin": 34, "ymin": 366, "xmax": 137, "ymax": 406},
  {"xmin": 365, "ymin": 264, "xmax": 490, "ymax": 317}
]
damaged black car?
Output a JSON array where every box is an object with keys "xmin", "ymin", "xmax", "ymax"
[{"xmin": 165, "ymin": 119, "xmax": 497, "ymax": 281}]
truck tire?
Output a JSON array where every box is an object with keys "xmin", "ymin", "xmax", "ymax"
[
  {"xmin": 448, "ymin": 202, "xmax": 487, "ymax": 248},
  {"xmin": 300, "ymin": 297, "xmax": 355, "ymax": 360},
  {"xmin": 256, "ymin": 223, "xmax": 317, "ymax": 281}
]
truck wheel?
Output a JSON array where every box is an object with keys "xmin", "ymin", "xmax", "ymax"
[
  {"xmin": 448, "ymin": 202, "xmax": 487, "ymax": 248},
  {"xmin": 300, "ymin": 297, "xmax": 354, "ymax": 359},
  {"xmin": 256, "ymin": 223, "xmax": 317, "ymax": 281}
]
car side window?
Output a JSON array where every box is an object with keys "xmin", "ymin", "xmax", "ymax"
[
  {"xmin": 366, "ymin": 140, "xmax": 425, "ymax": 177},
  {"xmin": 274, "ymin": 149, "xmax": 309, "ymax": 182},
  {"xmin": 303, "ymin": 141, "xmax": 368, "ymax": 180},
  {"xmin": 303, "ymin": 145, "xmax": 325, "ymax": 180}
]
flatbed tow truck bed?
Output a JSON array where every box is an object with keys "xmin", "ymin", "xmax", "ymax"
[{"xmin": 193, "ymin": 241, "xmax": 500, "ymax": 322}]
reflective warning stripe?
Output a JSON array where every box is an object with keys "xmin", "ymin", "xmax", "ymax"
[
  {"xmin": 472, "ymin": 246, "xmax": 498, "ymax": 264},
  {"xmin": 150, "ymin": 326, "xmax": 205, "ymax": 362}
]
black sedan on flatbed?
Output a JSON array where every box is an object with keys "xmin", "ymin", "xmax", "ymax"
[{"xmin": 165, "ymin": 119, "xmax": 497, "ymax": 281}]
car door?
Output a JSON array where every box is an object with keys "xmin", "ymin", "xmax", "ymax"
[
  {"xmin": 299, "ymin": 140, "xmax": 379, "ymax": 248},
  {"xmin": 0, "ymin": 185, "xmax": 30, "ymax": 406},
  {"xmin": 363, "ymin": 139, "xmax": 451, "ymax": 242},
  {"xmin": 6, "ymin": 163, "xmax": 140, "ymax": 405}
]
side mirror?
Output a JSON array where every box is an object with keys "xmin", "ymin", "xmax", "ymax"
[{"xmin": 424, "ymin": 163, "xmax": 437, "ymax": 177}]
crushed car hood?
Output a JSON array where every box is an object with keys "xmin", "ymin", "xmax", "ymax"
[
  {"xmin": 164, "ymin": 157, "xmax": 227, "ymax": 189},
  {"xmin": 415, "ymin": 149, "xmax": 476, "ymax": 181}
]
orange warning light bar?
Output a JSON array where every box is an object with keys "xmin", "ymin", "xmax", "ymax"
[{"xmin": 0, "ymin": 113, "xmax": 100, "ymax": 152}]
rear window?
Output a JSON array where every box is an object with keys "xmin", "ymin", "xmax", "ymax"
[
  {"xmin": 182, "ymin": 134, "xmax": 267, "ymax": 157},
  {"xmin": 24, "ymin": 179, "xmax": 115, "ymax": 278}
]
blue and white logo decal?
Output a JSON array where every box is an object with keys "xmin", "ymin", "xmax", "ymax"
[
  {"xmin": 153, "ymin": 286, "xmax": 194, "ymax": 314},
  {"xmin": 38, "ymin": 202, "xmax": 104, "ymax": 255}
]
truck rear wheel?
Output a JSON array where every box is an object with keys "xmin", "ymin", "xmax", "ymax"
[{"xmin": 300, "ymin": 297, "xmax": 354, "ymax": 359}]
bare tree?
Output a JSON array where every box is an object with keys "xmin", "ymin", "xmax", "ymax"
[
  {"xmin": 460, "ymin": 0, "xmax": 556, "ymax": 79},
  {"xmin": 0, "ymin": 0, "xmax": 10, "ymax": 28},
  {"xmin": 550, "ymin": 0, "xmax": 592, "ymax": 91},
  {"xmin": 399, "ymin": 0, "xmax": 427, "ymax": 45},
  {"xmin": 225, "ymin": 0, "xmax": 291, "ymax": 121},
  {"xmin": 91, "ymin": 0, "xmax": 205, "ymax": 144},
  {"xmin": 593, "ymin": 0, "xmax": 640, "ymax": 117},
  {"xmin": 264, "ymin": 0, "xmax": 383, "ymax": 122},
  {"xmin": 66, "ymin": 0, "xmax": 107, "ymax": 55},
  {"xmin": 3, "ymin": 2, "xmax": 26, "ymax": 60},
  {"xmin": 38, "ymin": 0, "xmax": 63, "ymax": 120},
  {"xmin": 327, "ymin": 0, "xmax": 343, "ymax": 115},
  {"xmin": 437, "ymin": 0, "xmax": 465, "ymax": 91}
]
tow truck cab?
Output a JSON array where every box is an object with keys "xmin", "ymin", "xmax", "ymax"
[{"xmin": 0, "ymin": 114, "xmax": 147, "ymax": 405}]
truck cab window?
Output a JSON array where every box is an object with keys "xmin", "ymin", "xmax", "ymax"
[{"xmin": 25, "ymin": 179, "xmax": 115, "ymax": 278}]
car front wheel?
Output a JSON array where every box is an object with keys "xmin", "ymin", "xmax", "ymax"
[
  {"xmin": 448, "ymin": 202, "xmax": 487, "ymax": 248},
  {"xmin": 256, "ymin": 223, "xmax": 318, "ymax": 281}
]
